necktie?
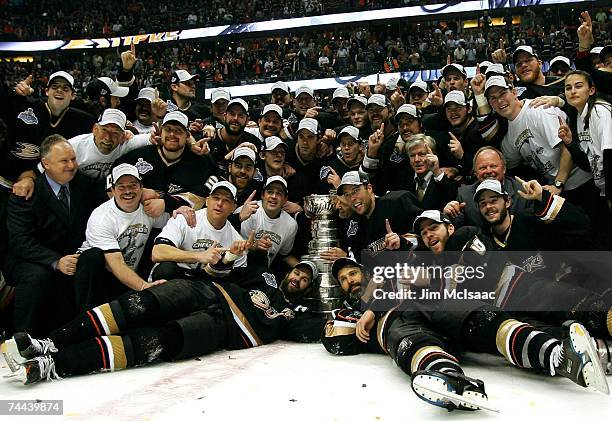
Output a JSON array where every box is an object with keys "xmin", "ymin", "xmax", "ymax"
[
  {"xmin": 416, "ymin": 178, "xmax": 426, "ymax": 202},
  {"xmin": 58, "ymin": 185, "xmax": 70, "ymax": 210}
]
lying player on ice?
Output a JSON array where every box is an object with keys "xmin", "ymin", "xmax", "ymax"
[
  {"xmin": 1, "ymin": 258, "xmax": 324, "ymax": 384},
  {"xmin": 324, "ymin": 176, "xmax": 612, "ymax": 414}
]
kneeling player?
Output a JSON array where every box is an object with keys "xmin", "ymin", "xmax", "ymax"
[{"xmin": 323, "ymin": 258, "xmax": 609, "ymax": 412}]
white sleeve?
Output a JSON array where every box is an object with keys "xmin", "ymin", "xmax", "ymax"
[
  {"xmin": 500, "ymin": 136, "xmax": 523, "ymax": 169},
  {"xmin": 153, "ymin": 213, "xmax": 171, "ymax": 229},
  {"xmin": 84, "ymin": 215, "xmax": 120, "ymax": 252},
  {"xmin": 536, "ymin": 108, "xmax": 565, "ymax": 149},
  {"xmin": 156, "ymin": 214, "xmax": 187, "ymax": 247},
  {"xmin": 595, "ymin": 105, "xmax": 612, "ymax": 150},
  {"xmin": 278, "ymin": 219, "xmax": 297, "ymax": 256},
  {"xmin": 121, "ymin": 134, "xmax": 152, "ymax": 153}
]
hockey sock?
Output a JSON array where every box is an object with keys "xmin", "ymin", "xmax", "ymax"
[
  {"xmin": 410, "ymin": 345, "xmax": 463, "ymax": 376},
  {"xmin": 51, "ymin": 324, "xmax": 181, "ymax": 378},
  {"xmin": 49, "ymin": 290, "xmax": 161, "ymax": 347},
  {"xmin": 462, "ymin": 307, "xmax": 510, "ymax": 354},
  {"xmin": 496, "ymin": 319, "xmax": 559, "ymax": 370}
]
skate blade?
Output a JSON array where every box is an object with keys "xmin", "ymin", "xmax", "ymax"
[
  {"xmin": 570, "ymin": 323, "xmax": 610, "ymax": 395},
  {"xmin": 1, "ymin": 340, "xmax": 23, "ymax": 373},
  {"xmin": 412, "ymin": 375, "xmax": 499, "ymax": 413}
]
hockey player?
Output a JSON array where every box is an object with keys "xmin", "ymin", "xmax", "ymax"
[
  {"xmin": 1, "ymin": 260, "xmax": 323, "ymax": 385},
  {"xmin": 323, "ymin": 257, "xmax": 609, "ymax": 412}
]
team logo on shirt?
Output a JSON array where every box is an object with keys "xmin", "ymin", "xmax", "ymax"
[
  {"xmin": 166, "ymin": 100, "xmax": 179, "ymax": 112},
  {"xmin": 514, "ymin": 129, "xmax": 533, "ymax": 148},
  {"xmin": 192, "ymin": 238, "xmax": 216, "ymax": 249},
  {"xmin": 516, "ymin": 87, "xmax": 527, "ymax": 97},
  {"xmin": 249, "ymin": 290, "xmax": 295, "ymax": 320},
  {"xmin": 253, "ymin": 168, "xmax": 264, "ymax": 182},
  {"xmin": 262, "ymin": 272, "xmax": 277, "ymax": 288},
  {"xmin": 389, "ymin": 149, "xmax": 405, "ymax": 163},
  {"xmin": 17, "ymin": 108, "xmax": 39, "ymax": 125},
  {"xmin": 578, "ymin": 131, "xmax": 592, "ymax": 142},
  {"xmin": 135, "ymin": 158, "xmax": 154, "ymax": 174},
  {"xmin": 256, "ymin": 230, "xmax": 282, "ymax": 245},
  {"xmin": 168, "ymin": 183, "xmax": 183, "ymax": 194},
  {"xmin": 10, "ymin": 142, "xmax": 39, "ymax": 160},
  {"xmin": 347, "ymin": 220, "xmax": 358, "ymax": 237},
  {"xmin": 319, "ymin": 166, "xmax": 332, "ymax": 180},
  {"xmin": 522, "ymin": 253, "xmax": 545, "ymax": 273}
]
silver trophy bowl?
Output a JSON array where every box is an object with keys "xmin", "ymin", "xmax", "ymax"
[{"xmin": 304, "ymin": 194, "xmax": 337, "ymax": 219}]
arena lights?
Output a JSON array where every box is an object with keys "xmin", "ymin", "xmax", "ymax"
[{"xmin": 0, "ymin": 0, "xmax": 593, "ymax": 52}]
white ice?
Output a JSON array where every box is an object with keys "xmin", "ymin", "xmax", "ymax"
[{"xmin": 1, "ymin": 341, "xmax": 611, "ymax": 420}]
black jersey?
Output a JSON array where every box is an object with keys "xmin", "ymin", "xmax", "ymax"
[
  {"xmin": 2, "ymin": 96, "xmax": 95, "ymax": 181},
  {"xmin": 285, "ymin": 141, "xmax": 334, "ymax": 196},
  {"xmin": 360, "ymin": 130, "xmax": 413, "ymax": 195},
  {"xmin": 169, "ymin": 100, "xmax": 210, "ymax": 122},
  {"xmin": 345, "ymin": 191, "xmax": 422, "ymax": 260},
  {"xmin": 113, "ymin": 145, "xmax": 218, "ymax": 211},
  {"xmin": 208, "ymin": 129, "xmax": 262, "ymax": 179}
]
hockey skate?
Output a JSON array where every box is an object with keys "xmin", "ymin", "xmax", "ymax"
[
  {"xmin": 550, "ymin": 321, "xmax": 610, "ymax": 394},
  {"xmin": 594, "ymin": 338, "xmax": 611, "ymax": 376},
  {"xmin": 15, "ymin": 355, "xmax": 61, "ymax": 385},
  {"xmin": 0, "ymin": 332, "xmax": 57, "ymax": 372},
  {"xmin": 411, "ymin": 370, "xmax": 499, "ymax": 412}
]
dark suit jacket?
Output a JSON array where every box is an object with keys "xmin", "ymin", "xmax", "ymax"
[
  {"xmin": 453, "ymin": 176, "xmax": 534, "ymax": 228},
  {"xmin": 407, "ymin": 173, "xmax": 458, "ymax": 211},
  {"xmin": 4, "ymin": 173, "xmax": 102, "ymax": 278}
]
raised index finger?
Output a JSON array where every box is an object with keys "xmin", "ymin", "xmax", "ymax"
[
  {"xmin": 514, "ymin": 176, "xmax": 527, "ymax": 187},
  {"xmin": 131, "ymin": 42, "xmax": 136, "ymax": 54},
  {"xmin": 246, "ymin": 190, "xmax": 257, "ymax": 203},
  {"xmin": 385, "ymin": 218, "xmax": 393, "ymax": 234}
]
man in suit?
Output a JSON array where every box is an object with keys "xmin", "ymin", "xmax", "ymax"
[
  {"xmin": 443, "ymin": 146, "xmax": 533, "ymax": 228},
  {"xmin": 4, "ymin": 135, "xmax": 102, "ymax": 335},
  {"xmin": 404, "ymin": 134, "xmax": 457, "ymax": 211}
]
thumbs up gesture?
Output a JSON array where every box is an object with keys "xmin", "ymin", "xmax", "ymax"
[{"xmin": 384, "ymin": 218, "xmax": 401, "ymax": 250}]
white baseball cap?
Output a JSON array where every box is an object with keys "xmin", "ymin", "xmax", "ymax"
[
  {"xmin": 409, "ymin": 80, "xmax": 429, "ymax": 93},
  {"xmin": 444, "ymin": 90, "xmax": 467, "ymax": 107},
  {"xmin": 48, "ymin": 71, "xmax": 74, "ymax": 89},
  {"xmin": 549, "ymin": 56, "xmax": 571, "ymax": 69},
  {"xmin": 332, "ymin": 87, "xmax": 350, "ymax": 102},
  {"xmin": 162, "ymin": 111, "xmax": 189, "ymax": 129},
  {"xmin": 137, "ymin": 87, "xmax": 156, "ymax": 102},
  {"xmin": 264, "ymin": 136, "xmax": 288, "ymax": 151},
  {"xmin": 479, "ymin": 60, "xmax": 493, "ymax": 69},
  {"xmin": 590, "ymin": 46, "xmax": 603, "ymax": 55},
  {"xmin": 484, "ymin": 63, "xmax": 506, "ymax": 76},
  {"xmin": 512, "ymin": 45, "xmax": 538, "ymax": 63},
  {"xmin": 210, "ymin": 180, "xmax": 237, "ymax": 202},
  {"xmin": 295, "ymin": 86, "xmax": 314, "ymax": 98},
  {"xmin": 261, "ymin": 104, "xmax": 283, "ymax": 118},
  {"xmin": 295, "ymin": 260, "xmax": 319, "ymax": 281},
  {"xmin": 297, "ymin": 118, "xmax": 318, "ymax": 135},
  {"xmin": 366, "ymin": 94, "xmax": 387, "ymax": 108},
  {"xmin": 347, "ymin": 95, "xmax": 368, "ymax": 108},
  {"xmin": 271, "ymin": 81, "xmax": 290, "ymax": 94},
  {"xmin": 227, "ymin": 98, "xmax": 249, "ymax": 112},
  {"xmin": 485, "ymin": 76, "xmax": 513, "ymax": 96},
  {"xmin": 98, "ymin": 77, "xmax": 129, "ymax": 98},
  {"xmin": 338, "ymin": 125, "xmax": 360, "ymax": 141},
  {"xmin": 386, "ymin": 78, "xmax": 398, "ymax": 91},
  {"xmin": 98, "ymin": 108, "xmax": 127, "ymax": 130},
  {"xmin": 111, "ymin": 163, "xmax": 141, "ymax": 185},
  {"xmin": 211, "ymin": 88, "xmax": 231, "ymax": 103},
  {"xmin": 442, "ymin": 63, "xmax": 467, "ymax": 78},
  {"xmin": 171, "ymin": 69, "xmax": 199, "ymax": 83},
  {"xmin": 395, "ymin": 104, "xmax": 420, "ymax": 121},
  {"xmin": 413, "ymin": 210, "xmax": 452, "ymax": 233},
  {"xmin": 264, "ymin": 175, "xmax": 288, "ymax": 191},
  {"xmin": 474, "ymin": 179, "xmax": 508, "ymax": 201},
  {"xmin": 338, "ymin": 171, "xmax": 368, "ymax": 194},
  {"xmin": 232, "ymin": 147, "xmax": 256, "ymax": 163}
]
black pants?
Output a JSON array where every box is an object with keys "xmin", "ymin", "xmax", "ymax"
[
  {"xmin": 10, "ymin": 261, "xmax": 75, "ymax": 336},
  {"xmin": 74, "ymin": 248, "xmax": 129, "ymax": 312}
]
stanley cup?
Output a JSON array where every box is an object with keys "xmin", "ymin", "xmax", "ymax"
[{"xmin": 301, "ymin": 194, "xmax": 344, "ymax": 317}]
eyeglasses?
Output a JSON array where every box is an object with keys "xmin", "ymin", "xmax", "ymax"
[{"xmin": 343, "ymin": 185, "xmax": 362, "ymax": 198}]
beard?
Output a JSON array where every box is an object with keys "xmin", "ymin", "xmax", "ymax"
[
  {"xmin": 280, "ymin": 275, "xmax": 306, "ymax": 301},
  {"xmin": 223, "ymin": 121, "xmax": 245, "ymax": 136},
  {"xmin": 488, "ymin": 206, "xmax": 508, "ymax": 226}
]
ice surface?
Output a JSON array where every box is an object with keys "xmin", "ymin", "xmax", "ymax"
[{"xmin": 1, "ymin": 341, "xmax": 610, "ymax": 420}]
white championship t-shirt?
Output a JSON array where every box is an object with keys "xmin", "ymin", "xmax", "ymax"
[
  {"xmin": 576, "ymin": 102, "xmax": 612, "ymax": 196},
  {"xmin": 501, "ymin": 100, "xmax": 592, "ymax": 190},
  {"xmin": 240, "ymin": 201, "xmax": 297, "ymax": 266},
  {"xmin": 155, "ymin": 209, "xmax": 247, "ymax": 272},
  {"xmin": 132, "ymin": 120, "xmax": 155, "ymax": 134},
  {"xmin": 79, "ymin": 198, "xmax": 170, "ymax": 270},
  {"xmin": 69, "ymin": 133, "xmax": 151, "ymax": 181}
]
